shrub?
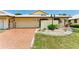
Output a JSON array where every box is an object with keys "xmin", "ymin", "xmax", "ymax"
[
  {"xmin": 70, "ymin": 24, "xmax": 79, "ymax": 28},
  {"xmin": 47, "ymin": 24, "xmax": 58, "ymax": 30}
]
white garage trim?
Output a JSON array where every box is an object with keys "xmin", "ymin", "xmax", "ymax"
[{"xmin": 0, "ymin": 19, "xmax": 4, "ymax": 29}]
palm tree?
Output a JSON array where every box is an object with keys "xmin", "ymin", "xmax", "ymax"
[{"xmin": 51, "ymin": 14, "xmax": 55, "ymax": 24}]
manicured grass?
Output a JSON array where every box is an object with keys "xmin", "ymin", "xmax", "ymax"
[{"xmin": 33, "ymin": 28, "xmax": 79, "ymax": 49}]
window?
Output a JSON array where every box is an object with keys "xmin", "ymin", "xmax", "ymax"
[{"xmin": 74, "ymin": 19, "xmax": 77, "ymax": 23}]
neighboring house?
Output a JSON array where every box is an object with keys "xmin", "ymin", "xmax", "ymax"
[
  {"xmin": 0, "ymin": 10, "xmax": 71, "ymax": 29},
  {"xmin": 69, "ymin": 14, "xmax": 79, "ymax": 24},
  {"xmin": 0, "ymin": 11, "xmax": 14, "ymax": 29}
]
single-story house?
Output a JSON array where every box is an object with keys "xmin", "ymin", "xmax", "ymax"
[
  {"xmin": 0, "ymin": 10, "xmax": 71, "ymax": 29},
  {"xmin": 69, "ymin": 14, "xmax": 79, "ymax": 24}
]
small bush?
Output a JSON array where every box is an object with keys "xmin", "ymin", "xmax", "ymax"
[
  {"xmin": 48, "ymin": 24, "xmax": 59, "ymax": 30},
  {"xmin": 70, "ymin": 24, "xmax": 79, "ymax": 28}
]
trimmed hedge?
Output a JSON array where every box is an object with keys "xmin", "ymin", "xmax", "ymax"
[
  {"xmin": 47, "ymin": 24, "xmax": 58, "ymax": 30},
  {"xmin": 70, "ymin": 24, "xmax": 79, "ymax": 28}
]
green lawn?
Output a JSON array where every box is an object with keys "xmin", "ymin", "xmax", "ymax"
[
  {"xmin": 33, "ymin": 28, "xmax": 79, "ymax": 49},
  {"xmin": 0, "ymin": 29, "xmax": 6, "ymax": 33}
]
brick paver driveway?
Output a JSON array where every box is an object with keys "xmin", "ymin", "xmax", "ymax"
[{"xmin": 0, "ymin": 29, "xmax": 36, "ymax": 49}]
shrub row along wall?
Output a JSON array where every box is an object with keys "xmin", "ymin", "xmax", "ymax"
[{"xmin": 70, "ymin": 24, "xmax": 79, "ymax": 28}]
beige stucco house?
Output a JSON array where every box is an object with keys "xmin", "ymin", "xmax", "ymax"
[
  {"xmin": 69, "ymin": 14, "xmax": 79, "ymax": 24},
  {"xmin": 0, "ymin": 10, "xmax": 71, "ymax": 29}
]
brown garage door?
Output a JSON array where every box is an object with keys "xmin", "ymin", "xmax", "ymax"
[{"xmin": 16, "ymin": 19, "xmax": 39, "ymax": 28}]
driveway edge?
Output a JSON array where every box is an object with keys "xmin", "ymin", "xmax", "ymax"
[{"xmin": 30, "ymin": 29, "xmax": 39, "ymax": 48}]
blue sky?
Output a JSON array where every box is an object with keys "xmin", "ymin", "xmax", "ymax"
[{"xmin": 5, "ymin": 10, "xmax": 79, "ymax": 15}]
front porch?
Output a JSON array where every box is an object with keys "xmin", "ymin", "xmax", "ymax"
[{"xmin": 40, "ymin": 17, "xmax": 69, "ymax": 30}]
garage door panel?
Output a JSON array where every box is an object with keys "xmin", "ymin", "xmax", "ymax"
[{"xmin": 16, "ymin": 20, "xmax": 39, "ymax": 28}]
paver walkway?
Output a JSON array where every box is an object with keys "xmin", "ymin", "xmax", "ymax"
[{"xmin": 0, "ymin": 29, "xmax": 36, "ymax": 49}]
